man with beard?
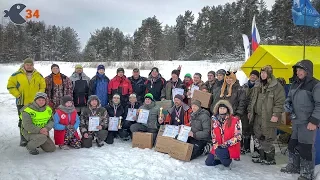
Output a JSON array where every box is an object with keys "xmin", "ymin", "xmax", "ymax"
[
  {"xmin": 203, "ymin": 71, "xmax": 218, "ymax": 94},
  {"xmin": 281, "ymin": 60, "xmax": 320, "ymax": 180},
  {"xmin": 248, "ymin": 65, "xmax": 285, "ymax": 165},
  {"xmin": 241, "ymin": 70, "xmax": 260, "ymax": 155},
  {"xmin": 159, "ymin": 94, "xmax": 192, "ymax": 126},
  {"xmin": 7, "ymin": 58, "xmax": 46, "ymax": 147},
  {"xmin": 128, "ymin": 68, "xmax": 147, "ymax": 104}
]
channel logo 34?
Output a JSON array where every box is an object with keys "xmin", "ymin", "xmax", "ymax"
[{"xmin": 3, "ymin": 3, "xmax": 40, "ymax": 25}]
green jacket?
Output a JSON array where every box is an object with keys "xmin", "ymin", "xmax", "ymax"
[
  {"xmin": 21, "ymin": 102, "xmax": 53, "ymax": 137},
  {"xmin": 248, "ymin": 76, "xmax": 285, "ymax": 127}
]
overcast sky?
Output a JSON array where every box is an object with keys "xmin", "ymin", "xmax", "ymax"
[{"xmin": 1, "ymin": 0, "xmax": 275, "ymax": 49}]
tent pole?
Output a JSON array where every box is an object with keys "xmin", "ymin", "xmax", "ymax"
[{"xmin": 303, "ymin": 0, "xmax": 307, "ymax": 59}]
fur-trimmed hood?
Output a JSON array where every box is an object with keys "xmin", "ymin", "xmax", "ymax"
[{"xmin": 213, "ymin": 100, "xmax": 234, "ymax": 115}]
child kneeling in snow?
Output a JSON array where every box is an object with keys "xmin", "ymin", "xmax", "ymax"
[
  {"xmin": 54, "ymin": 95, "xmax": 81, "ymax": 150},
  {"xmin": 205, "ymin": 100, "xmax": 242, "ymax": 167}
]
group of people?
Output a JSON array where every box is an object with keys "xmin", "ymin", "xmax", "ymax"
[{"xmin": 7, "ymin": 58, "xmax": 319, "ymax": 180}]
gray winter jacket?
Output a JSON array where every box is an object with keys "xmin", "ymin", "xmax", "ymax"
[
  {"xmin": 139, "ymin": 101, "xmax": 161, "ymax": 130},
  {"xmin": 190, "ymin": 108, "xmax": 211, "ymax": 141},
  {"xmin": 285, "ymin": 60, "xmax": 320, "ymax": 125}
]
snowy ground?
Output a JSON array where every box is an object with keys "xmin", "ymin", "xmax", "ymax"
[{"xmin": 0, "ymin": 61, "xmax": 318, "ymax": 180}]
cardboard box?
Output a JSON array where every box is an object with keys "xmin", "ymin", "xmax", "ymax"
[
  {"xmin": 156, "ymin": 100, "xmax": 173, "ymax": 114},
  {"xmin": 169, "ymin": 139, "xmax": 194, "ymax": 161},
  {"xmin": 132, "ymin": 132, "xmax": 153, "ymax": 149},
  {"xmin": 192, "ymin": 90, "xmax": 212, "ymax": 108},
  {"xmin": 281, "ymin": 112, "xmax": 291, "ymax": 125},
  {"xmin": 155, "ymin": 136, "xmax": 174, "ymax": 154}
]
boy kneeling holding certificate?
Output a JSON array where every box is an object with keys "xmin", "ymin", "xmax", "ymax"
[
  {"xmin": 80, "ymin": 95, "xmax": 108, "ymax": 148},
  {"xmin": 130, "ymin": 93, "xmax": 162, "ymax": 144}
]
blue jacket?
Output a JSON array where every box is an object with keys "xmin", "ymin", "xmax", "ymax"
[{"xmin": 89, "ymin": 73, "xmax": 110, "ymax": 107}]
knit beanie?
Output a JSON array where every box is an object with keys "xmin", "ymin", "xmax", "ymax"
[
  {"xmin": 216, "ymin": 69, "xmax": 226, "ymax": 76},
  {"xmin": 151, "ymin": 67, "xmax": 159, "ymax": 73},
  {"xmin": 51, "ymin": 64, "xmax": 59, "ymax": 69},
  {"xmin": 184, "ymin": 73, "xmax": 192, "ymax": 79},
  {"xmin": 34, "ymin": 92, "xmax": 47, "ymax": 101},
  {"xmin": 97, "ymin": 65, "xmax": 105, "ymax": 71},
  {"xmin": 144, "ymin": 93, "xmax": 154, "ymax": 101},
  {"xmin": 250, "ymin": 70, "xmax": 260, "ymax": 77},
  {"xmin": 117, "ymin": 68, "xmax": 124, "ymax": 73},
  {"xmin": 23, "ymin": 58, "xmax": 34, "ymax": 65},
  {"xmin": 75, "ymin": 64, "xmax": 83, "ymax": 70},
  {"xmin": 174, "ymin": 94, "xmax": 184, "ymax": 102},
  {"xmin": 208, "ymin": 71, "xmax": 216, "ymax": 77},
  {"xmin": 171, "ymin": 70, "xmax": 179, "ymax": 76},
  {"xmin": 61, "ymin": 95, "xmax": 73, "ymax": 105},
  {"xmin": 220, "ymin": 71, "xmax": 237, "ymax": 98},
  {"xmin": 191, "ymin": 100, "xmax": 201, "ymax": 108}
]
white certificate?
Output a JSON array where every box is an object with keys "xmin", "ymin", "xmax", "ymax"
[
  {"xmin": 190, "ymin": 85, "xmax": 199, "ymax": 98},
  {"xmin": 126, "ymin": 109, "xmax": 137, "ymax": 121},
  {"xmin": 177, "ymin": 125, "xmax": 191, "ymax": 142},
  {"xmin": 162, "ymin": 125, "xmax": 179, "ymax": 138},
  {"xmin": 172, "ymin": 88, "xmax": 184, "ymax": 100},
  {"xmin": 108, "ymin": 117, "xmax": 119, "ymax": 131},
  {"xmin": 137, "ymin": 109, "xmax": 149, "ymax": 124},
  {"xmin": 88, "ymin": 116, "xmax": 100, "ymax": 132}
]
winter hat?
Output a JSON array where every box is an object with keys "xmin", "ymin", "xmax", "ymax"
[
  {"xmin": 184, "ymin": 73, "xmax": 192, "ymax": 79},
  {"xmin": 97, "ymin": 65, "xmax": 105, "ymax": 71},
  {"xmin": 151, "ymin": 67, "xmax": 159, "ymax": 73},
  {"xmin": 75, "ymin": 64, "xmax": 83, "ymax": 70},
  {"xmin": 88, "ymin": 95, "xmax": 100, "ymax": 107},
  {"xmin": 144, "ymin": 93, "xmax": 154, "ymax": 101},
  {"xmin": 23, "ymin": 58, "xmax": 34, "ymax": 65},
  {"xmin": 61, "ymin": 95, "xmax": 73, "ymax": 105},
  {"xmin": 34, "ymin": 92, "xmax": 47, "ymax": 101},
  {"xmin": 213, "ymin": 100, "xmax": 233, "ymax": 115},
  {"xmin": 51, "ymin": 64, "xmax": 59, "ymax": 69},
  {"xmin": 250, "ymin": 70, "xmax": 260, "ymax": 77},
  {"xmin": 191, "ymin": 100, "xmax": 201, "ymax": 108},
  {"xmin": 113, "ymin": 94, "xmax": 121, "ymax": 99},
  {"xmin": 220, "ymin": 71, "xmax": 237, "ymax": 98},
  {"xmin": 208, "ymin": 71, "xmax": 216, "ymax": 77},
  {"xmin": 117, "ymin": 68, "xmax": 124, "ymax": 73},
  {"xmin": 171, "ymin": 70, "xmax": 179, "ymax": 76},
  {"xmin": 174, "ymin": 94, "xmax": 184, "ymax": 102},
  {"xmin": 261, "ymin": 65, "xmax": 273, "ymax": 78},
  {"xmin": 216, "ymin": 69, "xmax": 226, "ymax": 76}
]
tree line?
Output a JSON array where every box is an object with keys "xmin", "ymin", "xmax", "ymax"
[{"xmin": 0, "ymin": 0, "xmax": 319, "ymax": 63}]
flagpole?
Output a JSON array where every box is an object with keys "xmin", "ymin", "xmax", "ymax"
[{"xmin": 303, "ymin": 0, "xmax": 307, "ymax": 59}]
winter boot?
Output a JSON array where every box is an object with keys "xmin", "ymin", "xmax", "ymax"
[
  {"xmin": 20, "ymin": 133, "xmax": 27, "ymax": 147},
  {"xmin": 203, "ymin": 142, "xmax": 213, "ymax": 155},
  {"xmin": 298, "ymin": 158, "xmax": 315, "ymax": 180},
  {"xmin": 262, "ymin": 149, "xmax": 276, "ymax": 165},
  {"xmin": 280, "ymin": 150, "xmax": 300, "ymax": 174},
  {"xmin": 28, "ymin": 149, "xmax": 39, "ymax": 155},
  {"xmin": 59, "ymin": 145, "xmax": 70, "ymax": 150},
  {"xmin": 241, "ymin": 138, "xmax": 245, "ymax": 154},
  {"xmin": 244, "ymin": 136, "xmax": 251, "ymax": 154},
  {"xmin": 96, "ymin": 139, "xmax": 105, "ymax": 147},
  {"xmin": 252, "ymin": 149, "xmax": 265, "ymax": 163},
  {"xmin": 252, "ymin": 146, "xmax": 260, "ymax": 158}
]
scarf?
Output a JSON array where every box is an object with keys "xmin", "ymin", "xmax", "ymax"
[{"xmin": 53, "ymin": 73, "xmax": 62, "ymax": 85}]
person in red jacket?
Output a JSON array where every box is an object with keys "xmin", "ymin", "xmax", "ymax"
[
  {"xmin": 108, "ymin": 68, "xmax": 133, "ymax": 105},
  {"xmin": 53, "ymin": 95, "xmax": 81, "ymax": 150},
  {"xmin": 205, "ymin": 100, "xmax": 242, "ymax": 168},
  {"xmin": 159, "ymin": 94, "xmax": 192, "ymax": 126}
]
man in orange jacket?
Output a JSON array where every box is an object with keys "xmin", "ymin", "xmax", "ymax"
[{"xmin": 159, "ymin": 94, "xmax": 192, "ymax": 126}]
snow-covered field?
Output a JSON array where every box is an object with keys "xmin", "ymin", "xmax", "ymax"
[{"xmin": 0, "ymin": 61, "xmax": 316, "ymax": 180}]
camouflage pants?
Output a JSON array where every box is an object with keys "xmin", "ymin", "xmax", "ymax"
[
  {"xmin": 24, "ymin": 134, "xmax": 56, "ymax": 152},
  {"xmin": 253, "ymin": 115, "xmax": 277, "ymax": 153}
]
